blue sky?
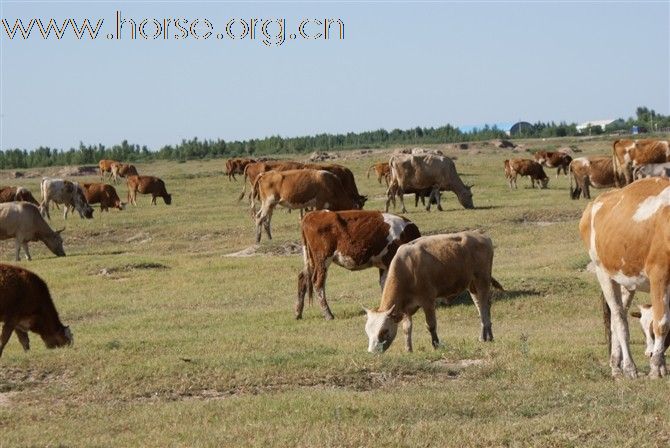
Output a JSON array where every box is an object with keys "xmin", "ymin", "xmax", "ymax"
[{"xmin": 0, "ymin": 1, "xmax": 668, "ymax": 150}]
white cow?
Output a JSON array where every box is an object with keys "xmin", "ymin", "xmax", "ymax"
[{"xmin": 40, "ymin": 178, "xmax": 94, "ymax": 220}]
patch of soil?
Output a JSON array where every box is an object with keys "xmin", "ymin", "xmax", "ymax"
[
  {"xmin": 511, "ymin": 209, "xmax": 582, "ymax": 225},
  {"xmin": 96, "ymin": 262, "xmax": 169, "ymax": 277},
  {"xmin": 0, "ymin": 391, "xmax": 18, "ymax": 407},
  {"xmin": 225, "ymin": 242, "xmax": 303, "ymax": 257}
]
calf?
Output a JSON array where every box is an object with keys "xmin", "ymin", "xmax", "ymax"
[
  {"xmin": 0, "ymin": 186, "xmax": 40, "ymax": 206},
  {"xmin": 0, "ymin": 202, "xmax": 65, "ymax": 261},
  {"xmin": 98, "ymin": 159, "xmax": 119, "ymax": 181},
  {"xmin": 40, "ymin": 178, "xmax": 94, "ymax": 220},
  {"xmin": 110, "ymin": 163, "xmax": 139, "ymax": 184},
  {"xmin": 367, "ymin": 162, "xmax": 391, "ymax": 186},
  {"xmin": 0, "ymin": 264, "xmax": 73, "ymax": 357},
  {"xmin": 631, "ymin": 305, "xmax": 670, "ymax": 359},
  {"xmin": 364, "ymin": 231, "xmax": 503, "ymax": 352},
  {"xmin": 633, "ymin": 162, "xmax": 670, "ymax": 180},
  {"xmin": 80, "ymin": 183, "xmax": 125, "ymax": 212},
  {"xmin": 504, "ymin": 159, "xmax": 549, "ymax": 189},
  {"xmin": 569, "ymin": 157, "xmax": 615, "ymax": 199},
  {"xmin": 252, "ymin": 169, "xmax": 360, "ymax": 243},
  {"xmin": 127, "ymin": 175, "xmax": 172, "ymax": 205},
  {"xmin": 533, "ymin": 151, "xmax": 573, "ymax": 177},
  {"xmin": 297, "ymin": 210, "xmax": 420, "ymax": 320},
  {"xmin": 225, "ymin": 157, "xmax": 256, "ymax": 181}
]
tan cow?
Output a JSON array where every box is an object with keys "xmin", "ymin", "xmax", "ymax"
[
  {"xmin": 126, "ymin": 175, "xmax": 172, "ymax": 205},
  {"xmin": 579, "ymin": 178, "xmax": 670, "ymax": 378},
  {"xmin": 0, "ymin": 186, "xmax": 40, "ymax": 206},
  {"xmin": 504, "ymin": 159, "xmax": 549, "ymax": 189},
  {"xmin": 237, "ymin": 160, "xmax": 305, "ymax": 203},
  {"xmin": 0, "ymin": 264, "xmax": 73, "ymax": 357},
  {"xmin": 386, "ymin": 154, "xmax": 474, "ymax": 212},
  {"xmin": 533, "ymin": 151, "xmax": 573, "ymax": 177},
  {"xmin": 0, "ymin": 202, "xmax": 65, "ymax": 261},
  {"xmin": 612, "ymin": 139, "xmax": 670, "ymax": 186},
  {"xmin": 225, "ymin": 157, "xmax": 256, "ymax": 181},
  {"xmin": 252, "ymin": 169, "xmax": 361, "ymax": 243},
  {"xmin": 298, "ymin": 210, "xmax": 420, "ymax": 320},
  {"xmin": 98, "ymin": 159, "xmax": 119, "ymax": 181},
  {"xmin": 569, "ymin": 156, "xmax": 616, "ymax": 199},
  {"xmin": 364, "ymin": 231, "xmax": 503, "ymax": 353},
  {"xmin": 110, "ymin": 163, "xmax": 139, "ymax": 184},
  {"xmin": 367, "ymin": 162, "xmax": 391, "ymax": 186}
]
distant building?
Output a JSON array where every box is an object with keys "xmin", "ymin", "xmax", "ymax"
[
  {"xmin": 576, "ymin": 119, "xmax": 616, "ymax": 133},
  {"xmin": 508, "ymin": 121, "xmax": 532, "ymax": 136}
]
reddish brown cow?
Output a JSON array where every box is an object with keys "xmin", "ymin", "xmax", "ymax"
[
  {"xmin": 297, "ymin": 210, "xmax": 421, "ymax": 320},
  {"xmin": 612, "ymin": 139, "xmax": 670, "ymax": 186},
  {"xmin": 237, "ymin": 161, "xmax": 305, "ymax": 202},
  {"xmin": 0, "ymin": 264, "xmax": 73, "ymax": 357},
  {"xmin": 0, "ymin": 186, "xmax": 40, "ymax": 205},
  {"xmin": 504, "ymin": 159, "xmax": 549, "ymax": 189},
  {"xmin": 569, "ymin": 156, "xmax": 616, "ymax": 199},
  {"xmin": 127, "ymin": 175, "xmax": 172, "ymax": 206},
  {"xmin": 80, "ymin": 183, "xmax": 125, "ymax": 212},
  {"xmin": 225, "ymin": 157, "xmax": 256, "ymax": 181},
  {"xmin": 533, "ymin": 151, "xmax": 573, "ymax": 177},
  {"xmin": 98, "ymin": 159, "xmax": 119, "ymax": 181},
  {"xmin": 110, "ymin": 163, "xmax": 139, "ymax": 184},
  {"xmin": 367, "ymin": 162, "xmax": 391, "ymax": 186},
  {"xmin": 305, "ymin": 163, "xmax": 367, "ymax": 208}
]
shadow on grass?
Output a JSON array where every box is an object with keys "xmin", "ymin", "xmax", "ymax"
[{"xmin": 438, "ymin": 288, "xmax": 542, "ymax": 307}]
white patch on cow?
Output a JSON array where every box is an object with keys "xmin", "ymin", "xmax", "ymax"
[
  {"xmin": 588, "ymin": 202, "xmax": 603, "ymax": 263},
  {"xmin": 382, "ymin": 213, "xmax": 408, "ymax": 244},
  {"xmin": 611, "ymin": 270, "xmax": 649, "ymax": 291},
  {"xmin": 364, "ymin": 309, "xmax": 396, "ymax": 353},
  {"xmin": 574, "ymin": 157, "xmax": 589, "ymax": 168},
  {"xmin": 632, "ymin": 186, "xmax": 670, "ymax": 222},
  {"xmin": 333, "ymin": 250, "xmax": 357, "ymax": 269},
  {"xmin": 635, "ymin": 305, "xmax": 655, "ymax": 357}
]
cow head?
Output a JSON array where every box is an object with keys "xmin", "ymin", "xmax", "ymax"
[
  {"xmin": 163, "ymin": 194, "xmax": 172, "ymax": 205},
  {"xmin": 539, "ymin": 177, "xmax": 550, "ymax": 189},
  {"xmin": 14, "ymin": 187, "xmax": 39, "ymax": 205},
  {"xmin": 364, "ymin": 306, "xmax": 398, "ymax": 353},
  {"xmin": 43, "ymin": 325, "xmax": 73, "ymax": 349},
  {"xmin": 74, "ymin": 187, "xmax": 94, "ymax": 218},
  {"xmin": 44, "ymin": 227, "xmax": 66, "ymax": 257},
  {"xmin": 355, "ymin": 195, "xmax": 368, "ymax": 209},
  {"xmin": 458, "ymin": 184, "xmax": 475, "ymax": 209}
]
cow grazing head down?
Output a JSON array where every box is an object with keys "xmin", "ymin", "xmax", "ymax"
[
  {"xmin": 43, "ymin": 325, "xmax": 73, "ymax": 348},
  {"xmin": 74, "ymin": 187, "xmax": 94, "ymax": 219},
  {"xmin": 355, "ymin": 195, "xmax": 368, "ymax": 209},
  {"xmin": 461, "ymin": 184, "xmax": 475, "ymax": 209},
  {"xmin": 45, "ymin": 227, "xmax": 66, "ymax": 257},
  {"xmin": 164, "ymin": 193, "xmax": 172, "ymax": 205},
  {"xmin": 364, "ymin": 306, "xmax": 398, "ymax": 353}
]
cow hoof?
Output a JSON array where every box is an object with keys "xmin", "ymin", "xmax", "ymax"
[
  {"xmin": 295, "ymin": 314, "xmax": 303, "ymax": 320},
  {"xmin": 324, "ymin": 313, "xmax": 335, "ymax": 321}
]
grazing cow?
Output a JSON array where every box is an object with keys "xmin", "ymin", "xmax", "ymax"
[
  {"xmin": 612, "ymin": 139, "xmax": 670, "ymax": 186},
  {"xmin": 0, "ymin": 264, "xmax": 73, "ymax": 357},
  {"xmin": 297, "ymin": 210, "xmax": 421, "ymax": 320},
  {"xmin": 225, "ymin": 157, "xmax": 256, "ymax": 181},
  {"xmin": 237, "ymin": 160, "xmax": 305, "ymax": 203},
  {"xmin": 579, "ymin": 178, "xmax": 670, "ymax": 378},
  {"xmin": 364, "ymin": 231, "xmax": 503, "ymax": 353},
  {"xmin": 0, "ymin": 186, "xmax": 40, "ymax": 206},
  {"xmin": 533, "ymin": 151, "xmax": 573, "ymax": 177},
  {"xmin": 98, "ymin": 159, "xmax": 119, "ymax": 181},
  {"xmin": 631, "ymin": 305, "xmax": 670, "ymax": 359},
  {"xmin": 386, "ymin": 154, "xmax": 474, "ymax": 212},
  {"xmin": 305, "ymin": 163, "xmax": 367, "ymax": 209},
  {"xmin": 126, "ymin": 175, "xmax": 172, "ymax": 206},
  {"xmin": 110, "ymin": 163, "xmax": 139, "ymax": 184},
  {"xmin": 79, "ymin": 183, "xmax": 125, "ymax": 212},
  {"xmin": 40, "ymin": 178, "xmax": 94, "ymax": 220},
  {"xmin": 0, "ymin": 202, "xmax": 65, "ymax": 261},
  {"xmin": 569, "ymin": 156, "xmax": 615, "ymax": 199},
  {"xmin": 633, "ymin": 162, "xmax": 670, "ymax": 180},
  {"xmin": 252, "ymin": 169, "xmax": 361, "ymax": 243},
  {"xmin": 504, "ymin": 159, "xmax": 549, "ymax": 189},
  {"xmin": 367, "ymin": 162, "xmax": 391, "ymax": 186}
]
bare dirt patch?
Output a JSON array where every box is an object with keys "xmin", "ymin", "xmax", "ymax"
[
  {"xmin": 225, "ymin": 241, "xmax": 303, "ymax": 257},
  {"xmin": 511, "ymin": 209, "xmax": 582, "ymax": 226}
]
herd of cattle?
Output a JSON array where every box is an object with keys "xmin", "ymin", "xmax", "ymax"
[{"xmin": 1, "ymin": 139, "xmax": 670, "ymax": 379}]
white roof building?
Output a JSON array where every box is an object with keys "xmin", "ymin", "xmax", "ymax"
[{"xmin": 576, "ymin": 119, "xmax": 616, "ymax": 132}]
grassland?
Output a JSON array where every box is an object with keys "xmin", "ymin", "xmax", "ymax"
[{"xmin": 1, "ymin": 135, "xmax": 669, "ymax": 447}]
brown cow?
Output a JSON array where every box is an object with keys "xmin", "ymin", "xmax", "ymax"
[
  {"xmin": 237, "ymin": 160, "xmax": 305, "ymax": 203},
  {"xmin": 252, "ymin": 169, "xmax": 361, "ymax": 243},
  {"xmin": 504, "ymin": 159, "xmax": 549, "ymax": 189},
  {"xmin": 367, "ymin": 162, "xmax": 391, "ymax": 186},
  {"xmin": 0, "ymin": 186, "xmax": 40, "ymax": 205},
  {"xmin": 80, "ymin": 183, "xmax": 125, "ymax": 212},
  {"xmin": 0, "ymin": 264, "xmax": 73, "ymax": 357},
  {"xmin": 0, "ymin": 202, "xmax": 65, "ymax": 261},
  {"xmin": 364, "ymin": 231, "xmax": 503, "ymax": 353},
  {"xmin": 533, "ymin": 151, "xmax": 573, "ymax": 177},
  {"xmin": 127, "ymin": 175, "xmax": 172, "ymax": 206},
  {"xmin": 579, "ymin": 178, "xmax": 670, "ymax": 378},
  {"xmin": 297, "ymin": 210, "xmax": 421, "ymax": 320},
  {"xmin": 612, "ymin": 139, "xmax": 670, "ymax": 186},
  {"xmin": 225, "ymin": 157, "xmax": 256, "ymax": 181},
  {"xmin": 110, "ymin": 163, "xmax": 139, "ymax": 184},
  {"xmin": 305, "ymin": 163, "xmax": 367, "ymax": 209},
  {"xmin": 98, "ymin": 159, "xmax": 119, "ymax": 181},
  {"xmin": 569, "ymin": 156, "xmax": 616, "ymax": 199}
]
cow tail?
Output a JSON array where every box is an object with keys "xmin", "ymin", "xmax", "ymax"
[
  {"xmin": 366, "ymin": 165, "xmax": 373, "ymax": 179},
  {"xmin": 237, "ymin": 166, "xmax": 250, "ymax": 202},
  {"xmin": 569, "ymin": 162, "xmax": 574, "ymax": 199},
  {"xmin": 300, "ymin": 226, "xmax": 315, "ymax": 306},
  {"xmin": 612, "ymin": 140, "xmax": 622, "ymax": 187},
  {"xmin": 250, "ymin": 173, "xmax": 263, "ymax": 215}
]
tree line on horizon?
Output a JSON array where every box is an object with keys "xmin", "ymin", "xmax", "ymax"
[{"xmin": 1, "ymin": 106, "xmax": 668, "ymax": 170}]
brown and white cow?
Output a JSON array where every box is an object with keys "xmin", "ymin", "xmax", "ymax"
[
  {"xmin": 0, "ymin": 186, "xmax": 40, "ymax": 206},
  {"xmin": 126, "ymin": 175, "xmax": 172, "ymax": 206},
  {"xmin": 364, "ymin": 231, "xmax": 503, "ymax": 353},
  {"xmin": 40, "ymin": 178, "xmax": 94, "ymax": 220},
  {"xmin": 110, "ymin": 163, "xmax": 139, "ymax": 184},
  {"xmin": 297, "ymin": 210, "xmax": 421, "ymax": 320},
  {"xmin": 98, "ymin": 159, "xmax": 119, "ymax": 181},
  {"xmin": 386, "ymin": 154, "xmax": 474, "ymax": 212},
  {"xmin": 533, "ymin": 151, "xmax": 573, "ymax": 177},
  {"xmin": 631, "ymin": 304, "xmax": 670, "ymax": 359},
  {"xmin": 367, "ymin": 162, "xmax": 391, "ymax": 186},
  {"xmin": 252, "ymin": 169, "xmax": 362, "ymax": 243},
  {"xmin": 504, "ymin": 159, "xmax": 549, "ymax": 189},
  {"xmin": 0, "ymin": 202, "xmax": 65, "ymax": 261},
  {"xmin": 579, "ymin": 178, "xmax": 670, "ymax": 378},
  {"xmin": 569, "ymin": 156, "xmax": 616, "ymax": 199},
  {"xmin": 80, "ymin": 183, "xmax": 125, "ymax": 212},
  {"xmin": 0, "ymin": 264, "xmax": 73, "ymax": 357},
  {"xmin": 225, "ymin": 157, "xmax": 256, "ymax": 181},
  {"xmin": 612, "ymin": 139, "xmax": 670, "ymax": 186}
]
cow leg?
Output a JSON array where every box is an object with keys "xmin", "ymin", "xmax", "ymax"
[
  {"xmin": 397, "ymin": 188, "xmax": 408, "ymax": 214},
  {"xmin": 648, "ymin": 267, "xmax": 669, "ymax": 378},
  {"xmin": 414, "ymin": 194, "xmax": 420, "ymax": 208},
  {"xmin": 313, "ymin": 262, "xmax": 334, "ymax": 320},
  {"xmin": 63, "ymin": 204, "xmax": 68, "ymax": 220},
  {"xmin": 402, "ymin": 314, "xmax": 413, "ymax": 352},
  {"xmin": 255, "ymin": 202, "xmax": 274, "ymax": 243},
  {"xmin": 0, "ymin": 322, "xmax": 15, "ymax": 357},
  {"xmin": 151, "ymin": 195, "xmax": 157, "ymax": 205},
  {"xmin": 583, "ymin": 179, "xmax": 591, "ymax": 199},
  {"xmin": 434, "ymin": 189, "xmax": 443, "ymax": 212},
  {"xmin": 263, "ymin": 207, "xmax": 274, "ymax": 241},
  {"xmin": 15, "ymin": 329, "xmax": 30, "ymax": 351},
  {"xmin": 296, "ymin": 270, "xmax": 311, "ymax": 319},
  {"xmin": 423, "ymin": 306, "xmax": 440, "ymax": 348},
  {"xmin": 21, "ymin": 241, "xmax": 31, "ymax": 261},
  {"xmin": 469, "ymin": 280, "xmax": 493, "ymax": 342}
]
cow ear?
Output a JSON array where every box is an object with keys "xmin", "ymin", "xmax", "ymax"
[
  {"xmin": 362, "ymin": 306, "xmax": 371, "ymax": 316},
  {"xmin": 56, "ymin": 227, "xmax": 65, "ymax": 234}
]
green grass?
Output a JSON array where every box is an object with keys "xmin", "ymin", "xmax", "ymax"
[{"xmin": 1, "ymin": 135, "xmax": 669, "ymax": 447}]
